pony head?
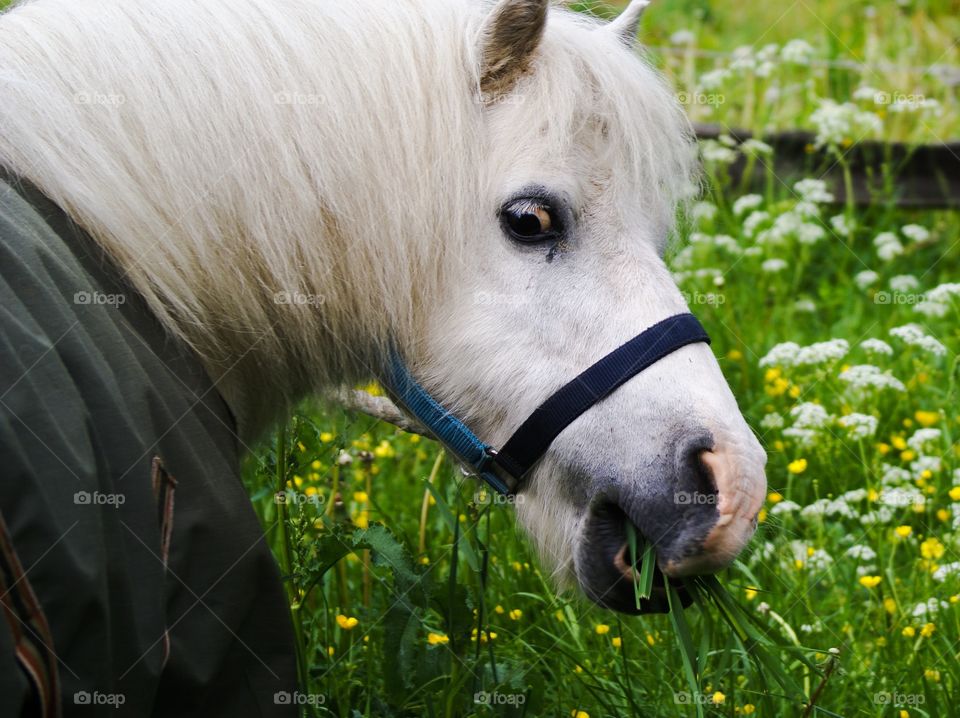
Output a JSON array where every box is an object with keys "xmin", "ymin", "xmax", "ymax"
[{"xmin": 410, "ymin": 0, "xmax": 767, "ymax": 612}]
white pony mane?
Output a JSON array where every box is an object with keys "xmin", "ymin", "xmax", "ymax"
[{"xmin": 0, "ymin": 0, "xmax": 695, "ymax": 436}]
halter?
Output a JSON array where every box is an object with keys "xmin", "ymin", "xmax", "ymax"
[{"xmin": 384, "ymin": 313, "xmax": 710, "ymax": 496}]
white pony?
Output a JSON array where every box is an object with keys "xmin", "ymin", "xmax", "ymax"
[{"xmin": 0, "ymin": 0, "xmax": 766, "ymax": 612}]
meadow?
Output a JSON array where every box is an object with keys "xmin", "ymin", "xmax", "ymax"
[{"xmin": 242, "ymin": 1, "xmax": 960, "ymax": 716}]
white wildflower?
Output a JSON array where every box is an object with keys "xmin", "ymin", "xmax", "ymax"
[
  {"xmin": 759, "ymin": 339, "xmax": 849, "ymax": 367},
  {"xmin": 901, "ymin": 224, "xmax": 931, "ymax": 243},
  {"xmin": 889, "ymin": 324, "xmax": 947, "ymax": 357},
  {"xmin": 762, "ymin": 258, "xmax": 788, "ymax": 273},
  {"xmin": 733, "ymin": 194, "xmax": 764, "ymax": 216},
  {"xmin": 781, "ymin": 39, "xmax": 815, "ymax": 64},
  {"xmin": 860, "ymin": 506, "xmax": 895, "ymax": 525},
  {"xmin": 743, "ymin": 210, "xmax": 771, "ymax": 237},
  {"xmin": 797, "ymin": 223, "xmax": 826, "ymax": 244},
  {"xmin": 770, "ymin": 500, "xmax": 801, "ymax": 515},
  {"xmin": 794, "ymin": 178, "xmax": 834, "ymax": 204},
  {"xmin": 932, "ymin": 562, "xmax": 960, "ymax": 582},
  {"xmin": 691, "ymin": 201, "xmax": 718, "ymax": 223},
  {"xmin": 698, "ymin": 69, "xmax": 729, "ymax": 91},
  {"xmin": 890, "ymin": 275, "xmax": 919, "ymax": 292},
  {"xmin": 741, "ymin": 139, "xmax": 774, "ymax": 156},
  {"xmin": 760, "ymin": 412, "xmax": 784, "ymax": 430},
  {"xmin": 860, "ymin": 338, "xmax": 893, "ymax": 355},
  {"xmin": 841, "ymin": 489, "xmax": 868, "ymax": 503},
  {"xmin": 702, "ymin": 140, "xmax": 738, "ymax": 165},
  {"xmin": 879, "ymin": 486, "xmax": 924, "ymax": 507},
  {"xmin": 830, "ymin": 214, "xmax": 855, "ymax": 237},
  {"xmin": 852, "ymin": 86, "xmax": 882, "ymax": 102},
  {"xmin": 838, "ymin": 413, "xmax": 878, "ymax": 440},
  {"xmin": 873, "ymin": 231, "xmax": 904, "ymax": 261},
  {"xmin": 854, "ymin": 270, "xmax": 879, "ymax": 289},
  {"xmin": 845, "ymin": 544, "xmax": 877, "ymax": 561},
  {"xmin": 810, "ymin": 100, "xmax": 881, "ymax": 148},
  {"xmin": 791, "ymin": 402, "xmax": 832, "ymax": 429},
  {"xmin": 839, "ymin": 365, "xmax": 906, "ymax": 392},
  {"xmin": 907, "ymin": 428, "xmax": 942, "ymax": 453},
  {"xmin": 880, "ymin": 464, "xmax": 912, "ymax": 486}
]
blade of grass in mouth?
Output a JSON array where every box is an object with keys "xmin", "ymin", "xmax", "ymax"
[{"xmin": 625, "ymin": 522, "xmax": 656, "ymax": 607}]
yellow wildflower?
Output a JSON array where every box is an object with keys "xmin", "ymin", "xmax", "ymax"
[
  {"xmin": 949, "ymin": 486, "xmax": 960, "ymax": 501},
  {"xmin": 891, "ymin": 436, "xmax": 907, "ymax": 450},
  {"xmin": 921, "ymin": 622, "xmax": 936, "ymax": 637},
  {"xmin": 373, "ymin": 440, "xmax": 395, "ymax": 459},
  {"xmin": 743, "ymin": 705, "xmax": 756, "ymax": 715},
  {"xmin": 427, "ymin": 632, "xmax": 449, "ymax": 645},
  {"xmin": 876, "ymin": 442, "xmax": 890, "ymax": 455},
  {"xmin": 787, "ymin": 459, "xmax": 808, "ymax": 474},
  {"xmin": 354, "ymin": 510, "xmax": 369, "ymax": 529},
  {"xmin": 509, "ymin": 609, "xmax": 523, "ymax": 621},
  {"xmin": 336, "ymin": 614, "xmax": 358, "ymax": 630},
  {"xmin": 768, "ymin": 492, "xmax": 783, "ymax": 503},
  {"xmin": 767, "ymin": 377, "xmax": 790, "ymax": 396},
  {"xmin": 320, "ymin": 432, "xmax": 334, "ymax": 443},
  {"xmin": 894, "ymin": 525, "xmax": 912, "ymax": 538},
  {"xmin": 920, "ymin": 537, "xmax": 945, "ymax": 560},
  {"xmin": 711, "ymin": 691, "xmax": 726, "ymax": 705},
  {"xmin": 353, "ymin": 491, "xmax": 368, "ymax": 503},
  {"xmin": 900, "ymin": 450, "xmax": 917, "ymax": 462},
  {"xmin": 883, "ymin": 598, "xmax": 897, "ymax": 614},
  {"xmin": 595, "ymin": 624, "xmax": 610, "ymax": 635},
  {"xmin": 745, "ymin": 587, "xmax": 758, "ymax": 600},
  {"xmin": 494, "ymin": 605, "xmax": 504, "ymax": 614},
  {"xmin": 611, "ymin": 637, "xmax": 622, "ymax": 648},
  {"xmin": 571, "ymin": 711, "xmax": 589, "ymax": 718},
  {"xmin": 924, "ymin": 668, "xmax": 941, "ymax": 682},
  {"xmin": 913, "ymin": 410, "xmax": 940, "ymax": 426},
  {"xmin": 727, "ymin": 349, "xmax": 743, "ymax": 361},
  {"xmin": 937, "ymin": 509, "xmax": 951, "ymax": 522},
  {"xmin": 858, "ymin": 575, "xmax": 882, "ymax": 589},
  {"xmin": 902, "ymin": 626, "xmax": 916, "ymax": 637}
]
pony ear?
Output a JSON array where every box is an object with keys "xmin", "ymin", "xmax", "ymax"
[
  {"xmin": 605, "ymin": 0, "xmax": 651, "ymax": 46},
  {"xmin": 478, "ymin": 0, "xmax": 549, "ymax": 99}
]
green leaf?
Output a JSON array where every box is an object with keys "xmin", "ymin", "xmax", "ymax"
[{"xmin": 666, "ymin": 579, "xmax": 703, "ymax": 718}]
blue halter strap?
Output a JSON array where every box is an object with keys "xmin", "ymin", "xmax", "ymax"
[{"xmin": 383, "ymin": 313, "xmax": 710, "ymax": 496}]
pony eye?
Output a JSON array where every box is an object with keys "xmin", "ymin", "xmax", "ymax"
[{"xmin": 500, "ymin": 199, "xmax": 561, "ymax": 243}]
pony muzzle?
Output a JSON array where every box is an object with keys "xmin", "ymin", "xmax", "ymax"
[{"xmin": 576, "ymin": 437, "xmax": 766, "ymax": 613}]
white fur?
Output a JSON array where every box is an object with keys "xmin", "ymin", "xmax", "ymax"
[{"xmin": 0, "ymin": 0, "xmax": 764, "ymax": 592}]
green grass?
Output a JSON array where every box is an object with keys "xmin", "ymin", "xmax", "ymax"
[
  {"xmin": 237, "ymin": 3, "xmax": 960, "ymax": 717},
  {"xmin": 3, "ymin": 0, "xmax": 955, "ymax": 713}
]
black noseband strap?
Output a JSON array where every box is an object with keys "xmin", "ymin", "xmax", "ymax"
[
  {"xmin": 384, "ymin": 312, "xmax": 710, "ymax": 496},
  {"xmin": 492, "ymin": 313, "xmax": 710, "ymax": 481}
]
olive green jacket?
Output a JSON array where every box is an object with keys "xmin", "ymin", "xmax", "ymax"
[{"xmin": 0, "ymin": 176, "xmax": 296, "ymax": 717}]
